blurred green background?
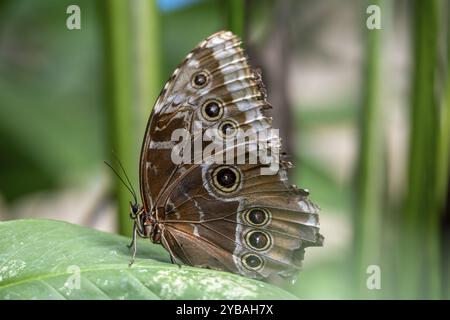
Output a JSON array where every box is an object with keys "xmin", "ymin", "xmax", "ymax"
[{"xmin": 0, "ymin": 0, "xmax": 449, "ymax": 299}]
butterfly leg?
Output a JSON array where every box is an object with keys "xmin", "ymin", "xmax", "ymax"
[
  {"xmin": 169, "ymin": 254, "xmax": 182, "ymax": 268},
  {"xmin": 161, "ymin": 231, "xmax": 182, "ymax": 268},
  {"xmin": 128, "ymin": 222, "xmax": 137, "ymax": 267},
  {"xmin": 127, "ymin": 221, "xmax": 136, "ymax": 249}
]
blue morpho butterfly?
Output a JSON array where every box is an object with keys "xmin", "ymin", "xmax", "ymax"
[{"xmin": 111, "ymin": 31, "xmax": 323, "ymax": 282}]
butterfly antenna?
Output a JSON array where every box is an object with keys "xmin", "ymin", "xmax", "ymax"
[
  {"xmin": 113, "ymin": 152, "xmax": 137, "ymax": 203},
  {"xmin": 104, "ymin": 160, "xmax": 138, "ymax": 205},
  {"xmin": 111, "ymin": 152, "xmax": 139, "ymax": 205}
]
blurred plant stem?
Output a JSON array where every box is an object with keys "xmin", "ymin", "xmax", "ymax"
[
  {"xmin": 226, "ymin": 0, "xmax": 244, "ymax": 39},
  {"xmin": 353, "ymin": 0, "xmax": 386, "ymax": 298},
  {"xmin": 401, "ymin": 0, "xmax": 441, "ymax": 299},
  {"xmin": 439, "ymin": 2, "xmax": 450, "ymax": 299},
  {"xmin": 103, "ymin": 0, "xmax": 160, "ymax": 236},
  {"xmin": 440, "ymin": 63, "xmax": 450, "ymax": 300}
]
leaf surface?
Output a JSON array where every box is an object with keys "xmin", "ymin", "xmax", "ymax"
[{"xmin": 0, "ymin": 219, "xmax": 296, "ymax": 300}]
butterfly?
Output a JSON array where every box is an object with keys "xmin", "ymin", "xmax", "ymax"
[{"xmin": 128, "ymin": 30, "xmax": 323, "ymax": 282}]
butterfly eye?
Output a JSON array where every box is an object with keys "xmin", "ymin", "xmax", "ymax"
[
  {"xmin": 212, "ymin": 165, "xmax": 241, "ymax": 194},
  {"xmin": 191, "ymin": 71, "xmax": 209, "ymax": 88},
  {"xmin": 218, "ymin": 120, "xmax": 238, "ymax": 138},
  {"xmin": 201, "ymin": 99, "xmax": 223, "ymax": 121},
  {"xmin": 241, "ymin": 253, "xmax": 264, "ymax": 271},
  {"xmin": 244, "ymin": 208, "xmax": 271, "ymax": 227},
  {"xmin": 245, "ymin": 230, "xmax": 272, "ymax": 251}
]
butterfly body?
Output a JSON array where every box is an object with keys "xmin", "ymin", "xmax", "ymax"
[{"xmin": 132, "ymin": 31, "xmax": 323, "ymax": 281}]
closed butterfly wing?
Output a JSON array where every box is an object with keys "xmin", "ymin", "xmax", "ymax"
[{"xmin": 138, "ymin": 31, "xmax": 323, "ymax": 282}]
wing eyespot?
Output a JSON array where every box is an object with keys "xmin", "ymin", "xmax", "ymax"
[
  {"xmin": 191, "ymin": 70, "xmax": 210, "ymax": 88},
  {"xmin": 243, "ymin": 208, "xmax": 271, "ymax": 227},
  {"xmin": 241, "ymin": 253, "xmax": 264, "ymax": 271},
  {"xmin": 245, "ymin": 229, "xmax": 272, "ymax": 251},
  {"xmin": 201, "ymin": 99, "xmax": 223, "ymax": 121},
  {"xmin": 211, "ymin": 165, "xmax": 242, "ymax": 194},
  {"xmin": 218, "ymin": 120, "xmax": 238, "ymax": 138}
]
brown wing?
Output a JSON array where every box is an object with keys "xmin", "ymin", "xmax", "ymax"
[
  {"xmin": 140, "ymin": 31, "xmax": 323, "ymax": 281},
  {"xmin": 139, "ymin": 31, "xmax": 245, "ymax": 211},
  {"xmin": 161, "ymin": 162, "xmax": 322, "ymax": 280}
]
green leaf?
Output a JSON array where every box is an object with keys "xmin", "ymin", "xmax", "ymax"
[{"xmin": 0, "ymin": 219, "xmax": 296, "ymax": 300}]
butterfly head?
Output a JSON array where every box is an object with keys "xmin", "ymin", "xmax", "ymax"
[
  {"xmin": 129, "ymin": 201, "xmax": 142, "ymax": 219},
  {"xmin": 129, "ymin": 201, "xmax": 147, "ymax": 236},
  {"xmin": 130, "ymin": 202, "xmax": 161, "ymax": 243}
]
